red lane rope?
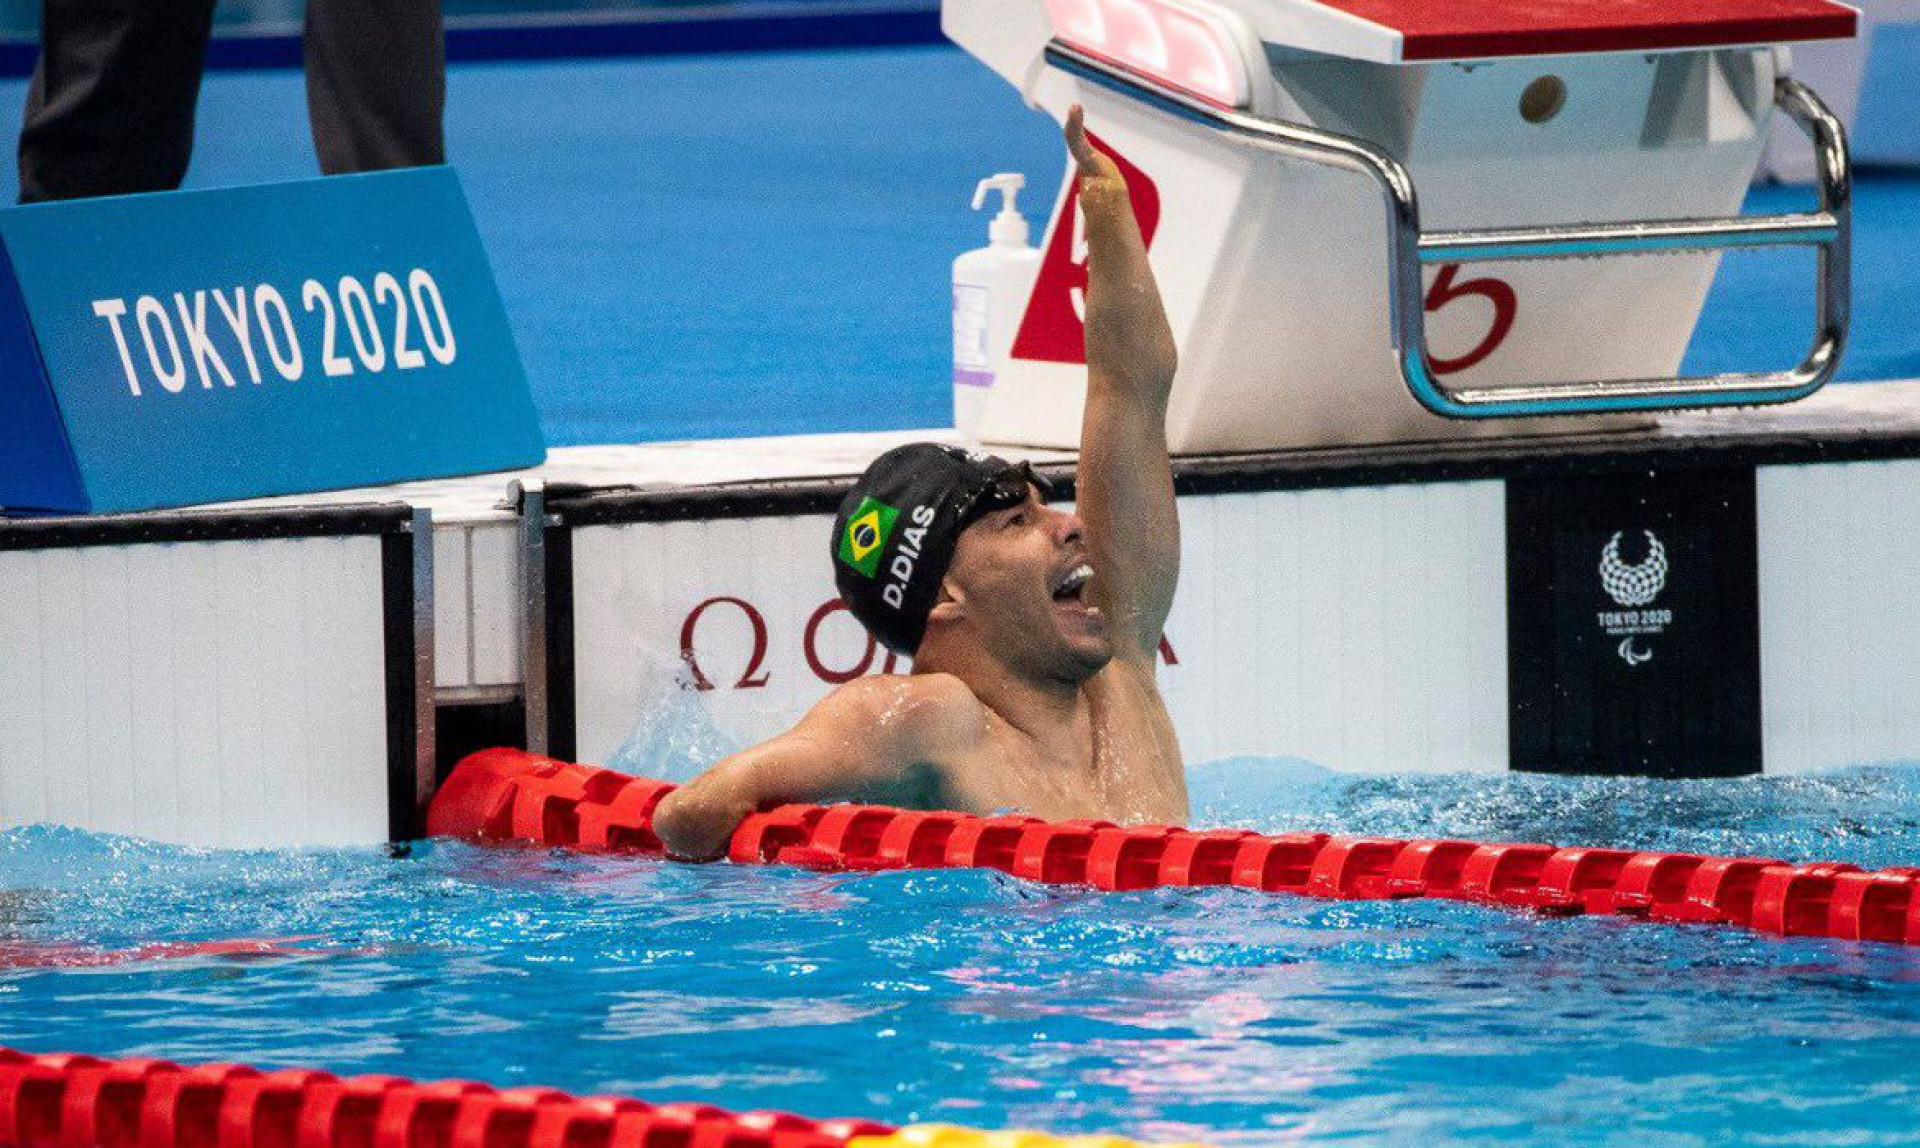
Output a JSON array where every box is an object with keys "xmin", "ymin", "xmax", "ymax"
[
  {"xmin": 0, "ymin": 1047, "xmax": 892, "ymax": 1148},
  {"xmin": 427, "ymin": 749, "xmax": 1920, "ymax": 947},
  {"xmin": 0, "ymin": 938, "xmax": 331, "ymax": 970}
]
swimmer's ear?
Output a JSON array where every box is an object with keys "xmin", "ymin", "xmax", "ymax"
[{"xmin": 927, "ymin": 577, "xmax": 966, "ymax": 624}]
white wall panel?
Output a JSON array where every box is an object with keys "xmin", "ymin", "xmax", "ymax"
[
  {"xmin": 35, "ymin": 551, "xmax": 90, "ymax": 823},
  {"xmin": 1759, "ymin": 461, "xmax": 1920, "ymax": 772},
  {"xmin": 0, "ymin": 535, "xmax": 391, "ymax": 847},
  {"xmin": 572, "ymin": 480, "xmax": 1509, "ymax": 775},
  {"xmin": 215, "ymin": 543, "xmax": 271, "ymax": 834},
  {"xmin": 431, "ymin": 521, "xmax": 524, "ymax": 693},
  {"xmin": 433, "ymin": 529, "xmax": 471, "ymax": 689},
  {"xmin": 1157, "ymin": 482, "xmax": 1507, "ymax": 772},
  {"xmin": 83, "ymin": 546, "xmax": 137, "ymax": 835},
  {"xmin": 0, "ymin": 570, "xmax": 44, "ymax": 823},
  {"xmin": 572, "ymin": 513, "xmax": 867, "ymax": 767},
  {"xmin": 469, "ymin": 523, "xmax": 523, "ymax": 687}
]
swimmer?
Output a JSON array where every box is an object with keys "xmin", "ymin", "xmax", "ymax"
[{"xmin": 653, "ymin": 105, "xmax": 1186, "ymax": 860}]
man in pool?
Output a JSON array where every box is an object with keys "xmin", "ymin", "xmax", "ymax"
[{"xmin": 652, "ymin": 105, "xmax": 1187, "ymax": 860}]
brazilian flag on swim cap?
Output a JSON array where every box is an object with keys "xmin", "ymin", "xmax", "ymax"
[{"xmin": 837, "ymin": 496, "xmax": 898, "ymax": 578}]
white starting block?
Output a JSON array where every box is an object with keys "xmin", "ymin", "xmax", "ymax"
[
  {"xmin": 1761, "ymin": 0, "xmax": 1920, "ymax": 181},
  {"xmin": 944, "ymin": 0, "xmax": 1859, "ymax": 453}
]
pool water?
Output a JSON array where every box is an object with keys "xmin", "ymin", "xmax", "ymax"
[{"xmin": 5, "ymin": 760, "xmax": 1920, "ymax": 1144}]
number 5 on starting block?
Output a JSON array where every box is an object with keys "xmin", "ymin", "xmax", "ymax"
[{"xmin": 0, "ymin": 167, "xmax": 546, "ymax": 513}]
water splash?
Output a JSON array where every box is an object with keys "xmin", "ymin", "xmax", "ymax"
[{"xmin": 605, "ymin": 677, "xmax": 740, "ymax": 783}]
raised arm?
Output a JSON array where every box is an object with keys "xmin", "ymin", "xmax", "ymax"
[
  {"xmin": 651, "ymin": 674, "xmax": 978, "ymax": 860},
  {"xmin": 1067, "ymin": 105, "xmax": 1180, "ymax": 661}
]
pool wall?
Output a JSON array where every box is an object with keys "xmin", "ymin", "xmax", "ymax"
[
  {"xmin": 547, "ymin": 413, "xmax": 1920, "ymax": 783},
  {"xmin": 0, "ymin": 504, "xmax": 432, "ymax": 848},
  {"xmin": 10, "ymin": 386, "xmax": 1920, "ymax": 848}
]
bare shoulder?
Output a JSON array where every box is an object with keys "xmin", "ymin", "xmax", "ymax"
[{"xmin": 804, "ymin": 672, "xmax": 989, "ymax": 758}]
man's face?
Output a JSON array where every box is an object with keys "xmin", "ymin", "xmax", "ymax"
[{"xmin": 942, "ymin": 484, "xmax": 1112, "ymax": 681}]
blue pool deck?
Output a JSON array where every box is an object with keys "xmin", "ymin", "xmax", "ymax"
[{"xmin": 0, "ymin": 44, "xmax": 1914, "ymax": 451}]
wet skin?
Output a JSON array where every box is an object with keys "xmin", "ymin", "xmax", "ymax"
[{"xmin": 654, "ymin": 105, "xmax": 1186, "ymax": 858}]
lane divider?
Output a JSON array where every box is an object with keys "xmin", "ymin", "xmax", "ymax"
[
  {"xmin": 0, "ymin": 1049, "xmax": 1193, "ymax": 1148},
  {"xmin": 0, "ymin": 937, "xmax": 332, "ymax": 969},
  {"xmin": 426, "ymin": 749, "xmax": 1920, "ymax": 947}
]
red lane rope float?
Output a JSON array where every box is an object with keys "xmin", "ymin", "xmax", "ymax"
[
  {"xmin": 0, "ymin": 938, "xmax": 332, "ymax": 970},
  {"xmin": 427, "ymin": 749, "xmax": 1920, "ymax": 947},
  {"xmin": 0, "ymin": 1047, "xmax": 895, "ymax": 1148}
]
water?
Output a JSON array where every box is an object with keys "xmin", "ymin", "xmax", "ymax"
[{"xmin": 4, "ymin": 761, "xmax": 1920, "ymax": 1145}]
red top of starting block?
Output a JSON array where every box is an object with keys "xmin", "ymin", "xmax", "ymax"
[{"xmin": 1296, "ymin": 0, "xmax": 1857, "ymax": 62}]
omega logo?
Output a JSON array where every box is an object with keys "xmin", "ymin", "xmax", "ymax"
[{"xmin": 679, "ymin": 596, "xmax": 1180, "ymax": 691}]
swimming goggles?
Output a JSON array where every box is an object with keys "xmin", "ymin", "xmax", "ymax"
[{"xmin": 957, "ymin": 462, "xmax": 1052, "ymax": 529}]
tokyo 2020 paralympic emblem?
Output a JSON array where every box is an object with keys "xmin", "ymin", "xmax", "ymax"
[
  {"xmin": 1599, "ymin": 530, "xmax": 1668, "ymax": 607},
  {"xmin": 1596, "ymin": 530, "xmax": 1672, "ymax": 668}
]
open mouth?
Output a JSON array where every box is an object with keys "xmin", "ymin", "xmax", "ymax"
[{"xmin": 1052, "ymin": 563, "xmax": 1093, "ymax": 604}]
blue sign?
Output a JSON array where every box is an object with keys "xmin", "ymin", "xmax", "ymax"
[{"xmin": 0, "ymin": 168, "xmax": 545, "ymax": 513}]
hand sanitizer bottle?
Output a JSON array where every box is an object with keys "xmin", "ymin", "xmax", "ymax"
[{"xmin": 952, "ymin": 173, "xmax": 1040, "ymax": 438}]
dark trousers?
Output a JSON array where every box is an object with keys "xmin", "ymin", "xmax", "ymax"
[{"xmin": 19, "ymin": 0, "xmax": 445, "ymax": 203}]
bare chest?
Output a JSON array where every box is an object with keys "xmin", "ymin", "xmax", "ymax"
[{"xmin": 940, "ymin": 663, "xmax": 1187, "ymax": 824}]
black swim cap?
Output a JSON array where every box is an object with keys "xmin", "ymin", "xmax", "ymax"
[{"xmin": 831, "ymin": 443, "xmax": 1048, "ymax": 656}]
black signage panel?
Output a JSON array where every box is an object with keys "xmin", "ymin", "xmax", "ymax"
[{"xmin": 1507, "ymin": 466, "xmax": 1761, "ymax": 777}]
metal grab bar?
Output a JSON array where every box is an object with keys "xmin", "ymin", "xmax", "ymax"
[{"xmin": 1044, "ymin": 40, "xmax": 1852, "ymax": 419}]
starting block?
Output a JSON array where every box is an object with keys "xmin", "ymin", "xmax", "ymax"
[
  {"xmin": 1760, "ymin": 0, "xmax": 1920, "ymax": 181},
  {"xmin": 945, "ymin": 0, "xmax": 1859, "ymax": 453},
  {"xmin": 0, "ymin": 168, "xmax": 545, "ymax": 514}
]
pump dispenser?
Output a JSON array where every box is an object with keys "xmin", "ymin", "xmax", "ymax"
[
  {"xmin": 975, "ymin": 174, "xmax": 1030, "ymax": 246},
  {"xmin": 952, "ymin": 173, "xmax": 1041, "ymax": 438}
]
